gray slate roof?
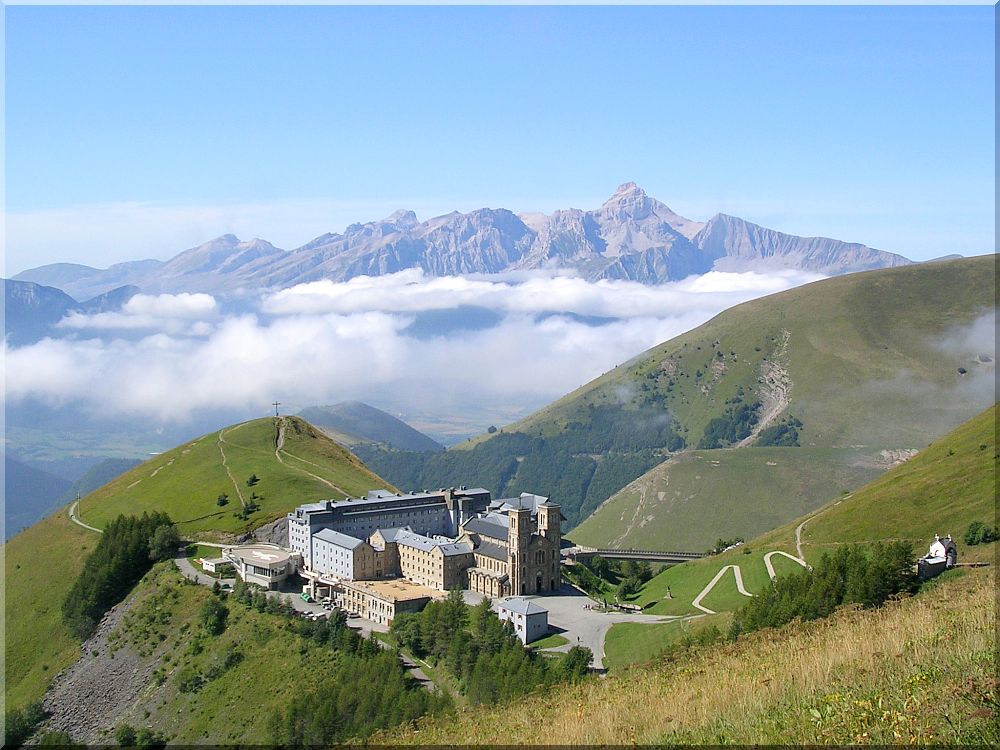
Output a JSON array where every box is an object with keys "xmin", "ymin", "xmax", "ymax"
[
  {"xmin": 314, "ymin": 528, "xmax": 366, "ymax": 549},
  {"xmin": 395, "ymin": 530, "xmax": 473, "ymax": 557},
  {"xmin": 374, "ymin": 526, "xmax": 413, "ymax": 543},
  {"xmin": 501, "ymin": 597, "xmax": 547, "ymax": 616},
  {"xmin": 464, "ymin": 514, "xmax": 509, "ymax": 541},
  {"xmin": 474, "ymin": 539, "xmax": 508, "ymax": 562}
]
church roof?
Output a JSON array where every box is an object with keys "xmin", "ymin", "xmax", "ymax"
[
  {"xmin": 474, "ymin": 540, "xmax": 508, "ymax": 562},
  {"xmin": 464, "ymin": 514, "xmax": 509, "ymax": 541}
]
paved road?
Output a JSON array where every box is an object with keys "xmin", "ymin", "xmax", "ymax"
[
  {"xmin": 463, "ymin": 585, "xmax": 680, "ymax": 669},
  {"xmin": 691, "ymin": 564, "xmax": 753, "ymax": 615},
  {"xmin": 763, "ymin": 550, "xmax": 809, "ymax": 580},
  {"xmin": 68, "ymin": 501, "xmax": 102, "ymax": 534}
]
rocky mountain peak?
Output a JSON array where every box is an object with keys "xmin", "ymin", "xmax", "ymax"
[{"xmin": 383, "ymin": 209, "xmax": 419, "ymax": 229}]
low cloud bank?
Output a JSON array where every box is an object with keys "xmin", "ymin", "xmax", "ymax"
[{"xmin": 6, "ymin": 270, "xmax": 823, "ymax": 423}]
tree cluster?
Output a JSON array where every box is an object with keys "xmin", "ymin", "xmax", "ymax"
[
  {"xmin": 225, "ymin": 580, "xmax": 448, "ymax": 744},
  {"xmin": 356, "ymin": 403, "xmax": 681, "ymax": 528},
  {"xmin": 708, "ymin": 537, "xmax": 745, "ymax": 555},
  {"xmin": 270, "ymin": 649, "xmax": 449, "ymax": 744},
  {"xmin": 62, "ymin": 512, "xmax": 175, "ymax": 639},
  {"xmin": 114, "ymin": 724, "xmax": 167, "ymax": 748},
  {"xmin": 390, "ymin": 590, "xmax": 592, "ymax": 704},
  {"xmin": 698, "ymin": 400, "xmax": 761, "ymax": 449},
  {"xmin": 964, "ymin": 521, "xmax": 998, "ymax": 546},
  {"xmin": 755, "ymin": 416, "xmax": 803, "ymax": 447},
  {"xmin": 729, "ymin": 541, "xmax": 919, "ymax": 638}
]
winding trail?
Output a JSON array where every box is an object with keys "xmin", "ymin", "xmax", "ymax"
[
  {"xmin": 795, "ymin": 518, "xmax": 809, "ymax": 560},
  {"xmin": 69, "ymin": 500, "xmax": 103, "ymax": 534},
  {"xmin": 217, "ymin": 426, "xmax": 248, "ymax": 508},
  {"xmin": 273, "ymin": 417, "xmax": 350, "ymax": 496},
  {"xmin": 763, "ymin": 550, "xmax": 809, "ymax": 580},
  {"xmin": 691, "ymin": 564, "xmax": 753, "ymax": 615}
]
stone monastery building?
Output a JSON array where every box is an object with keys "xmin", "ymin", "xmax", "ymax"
[{"xmin": 288, "ymin": 487, "xmax": 564, "ymax": 598}]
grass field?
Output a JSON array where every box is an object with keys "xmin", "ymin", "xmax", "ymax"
[
  {"xmin": 530, "ymin": 632, "xmax": 570, "ymax": 650},
  {"xmin": 77, "ymin": 416, "xmax": 394, "ymax": 536},
  {"xmin": 381, "ymin": 568, "xmax": 995, "ymax": 744},
  {"xmin": 571, "ymin": 447, "xmax": 882, "ymax": 551},
  {"xmin": 602, "ymin": 615, "xmax": 726, "ymax": 671},
  {"xmin": 4, "ymin": 510, "xmax": 98, "ymax": 709}
]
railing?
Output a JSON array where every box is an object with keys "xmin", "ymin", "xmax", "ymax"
[{"xmin": 564, "ymin": 546, "xmax": 705, "ymax": 560}]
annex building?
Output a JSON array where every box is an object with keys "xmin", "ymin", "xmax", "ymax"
[{"xmin": 289, "ymin": 487, "xmax": 564, "ymax": 620}]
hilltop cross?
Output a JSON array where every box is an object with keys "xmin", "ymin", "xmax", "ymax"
[{"xmin": 272, "ymin": 401, "xmax": 281, "ymax": 417}]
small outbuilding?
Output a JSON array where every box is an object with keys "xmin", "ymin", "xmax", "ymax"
[
  {"xmin": 497, "ymin": 597, "xmax": 549, "ymax": 644},
  {"xmin": 917, "ymin": 534, "xmax": 958, "ymax": 580}
]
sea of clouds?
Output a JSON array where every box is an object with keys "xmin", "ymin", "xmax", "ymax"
[{"xmin": 4, "ymin": 269, "xmax": 826, "ymax": 425}]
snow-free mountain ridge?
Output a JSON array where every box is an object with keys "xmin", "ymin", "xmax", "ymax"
[{"xmin": 14, "ymin": 184, "xmax": 913, "ymax": 300}]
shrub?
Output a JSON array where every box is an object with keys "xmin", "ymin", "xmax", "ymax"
[
  {"xmin": 200, "ymin": 597, "xmax": 229, "ymax": 636},
  {"xmin": 115, "ymin": 724, "xmax": 137, "ymax": 746},
  {"xmin": 964, "ymin": 521, "xmax": 998, "ymax": 546},
  {"xmin": 5, "ymin": 701, "xmax": 47, "ymax": 746}
]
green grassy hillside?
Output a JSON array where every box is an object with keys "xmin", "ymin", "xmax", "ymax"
[
  {"xmin": 360, "ymin": 257, "xmax": 995, "ymax": 535},
  {"xmin": 4, "ymin": 511, "xmax": 98, "ymax": 709},
  {"xmin": 797, "ymin": 402, "xmax": 996, "ymax": 559},
  {"xmin": 595, "ymin": 403, "xmax": 996, "ymax": 669},
  {"xmin": 382, "ymin": 568, "xmax": 994, "ymax": 745},
  {"xmin": 66, "ymin": 564, "xmax": 349, "ymax": 744},
  {"xmin": 4, "ymin": 415, "xmax": 394, "ymax": 712},
  {"xmin": 78, "ymin": 416, "xmax": 394, "ymax": 536},
  {"xmin": 514, "ymin": 255, "xmax": 995, "ymax": 448},
  {"xmin": 570, "ymin": 447, "xmax": 882, "ymax": 551}
]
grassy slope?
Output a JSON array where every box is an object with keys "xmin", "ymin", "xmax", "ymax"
[
  {"xmin": 97, "ymin": 564, "xmax": 345, "ymax": 745},
  {"xmin": 571, "ymin": 447, "xmax": 880, "ymax": 551},
  {"xmin": 5, "ymin": 415, "xmax": 393, "ymax": 711},
  {"xmin": 510, "ymin": 256, "xmax": 995, "ymax": 447},
  {"xmin": 4, "ymin": 511, "xmax": 98, "ymax": 708},
  {"xmin": 383, "ymin": 568, "xmax": 994, "ymax": 744},
  {"xmin": 598, "ymin": 403, "xmax": 996, "ymax": 668},
  {"xmin": 78, "ymin": 416, "xmax": 394, "ymax": 536}
]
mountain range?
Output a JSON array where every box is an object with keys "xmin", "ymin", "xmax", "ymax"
[
  {"xmin": 3, "ymin": 280, "xmax": 140, "ymax": 346},
  {"xmin": 12, "ymin": 184, "xmax": 912, "ymax": 300}
]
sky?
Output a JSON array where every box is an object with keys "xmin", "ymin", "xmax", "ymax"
[{"xmin": 4, "ymin": 4, "xmax": 995, "ymax": 275}]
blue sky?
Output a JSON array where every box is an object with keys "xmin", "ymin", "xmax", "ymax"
[{"xmin": 5, "ymin": 4, "xmax": 995, "ymax": 273}]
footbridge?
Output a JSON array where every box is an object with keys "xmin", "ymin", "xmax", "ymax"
[{"xmin": 563, "ymin": 545, "xmax": 705, "ymax": 565}]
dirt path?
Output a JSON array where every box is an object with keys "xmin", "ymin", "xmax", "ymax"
[
  {"xmin": 272, "ymin": 417, "xmax": 350, "ymax": 496},
  {"xmin": 763, "ymin": 550, "xmax": 809, "ymax": 580},
  {"xmin": 691, "ymin": 564, "xmax": 753, "ymax": 615},
  {"xmin": 217, "ymin": 426, "xmax": 248, "ymax": 508},
  {"xmin": 69, "ymin": 500, "xmax": 103, "ymax": 534},
  {"xmin": 794, "ymin": 496, "xmax": 844, "ymax": 560}
]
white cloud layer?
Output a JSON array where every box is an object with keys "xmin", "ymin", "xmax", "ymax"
[
  {"xmin": 262, "ymin": 268, "xmax": 824, "ymax": 319},
  {"xmin": 5, "ymin": 270, "xmax": 825, "ymax": 424},
  {"xmin": 58, "ymin": 293, "xmax": 220, "ymax": 335}
]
